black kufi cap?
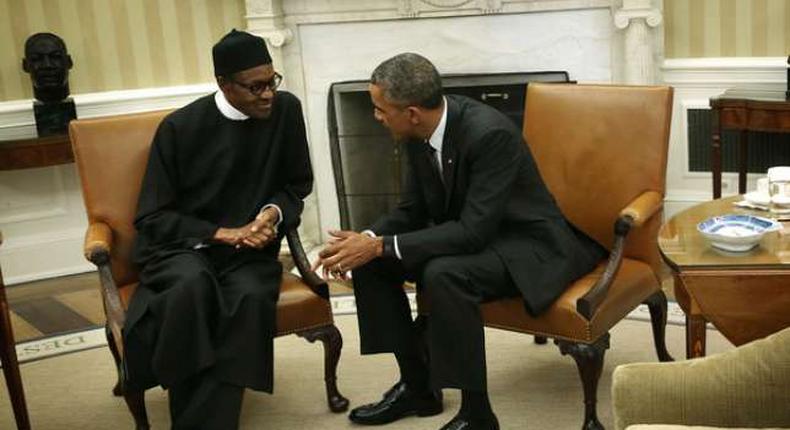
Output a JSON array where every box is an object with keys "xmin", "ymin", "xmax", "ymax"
[{"xmin": 212, "ymin": 29, "xmax": 272, "ymax": 76}]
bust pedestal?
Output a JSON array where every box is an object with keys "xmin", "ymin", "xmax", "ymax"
[{"xmin": 33, "ymin": 98, "xmax": 76, "ymax": 137}]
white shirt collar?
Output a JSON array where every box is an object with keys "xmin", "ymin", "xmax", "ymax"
[
  {"xmin": 427, "ymin": 96, "xmax": 448, "ymax": 154},
  {"xmin": 214, "ymin": 90, "xmax": 249, "ymax": 121}
]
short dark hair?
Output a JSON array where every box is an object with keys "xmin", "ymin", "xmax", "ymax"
[{"xmin": 370, "ymin": 53, "xmax": 443, "ymax": 109}]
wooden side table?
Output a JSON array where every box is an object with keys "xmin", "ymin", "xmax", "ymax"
[
  {"xmin": 658, "ymin": 196, "xmax": 790, "ymax": 358},
  {"xmin": 710, "ymin": 89, "xmax": 790, "ymax": 199},
  {"xmin": 0, "ymin": 231, "xmax": 31, "ymax": 429},
  {"xmin": 0, "ymin": 134, "xmax": 72, "ymax": 170}
]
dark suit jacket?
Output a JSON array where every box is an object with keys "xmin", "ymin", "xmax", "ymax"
[{"xmin": 371, "ymin": 94, "xmax": 606, "ymax": 316}]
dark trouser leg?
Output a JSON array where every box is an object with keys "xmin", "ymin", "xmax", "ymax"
[
  {"xmin": 352, "ymin": 258, "xmax": 429, "ymax": 389},
  {"xmin": 422, "ymin": 249, "xmax": 518, "ymax": 392},
  {"xmin": 169, "ymin": 371, "xmax": 244, "ymax": 430}
]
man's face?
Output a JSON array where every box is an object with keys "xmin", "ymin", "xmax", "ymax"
[
  {"xmin": 219, "ymin": 64, "xmax": 278, "ymax": 119},
  {"xmin": 23, "ymin": 36, "xmax": 72, "ymax": 90},
  {"xmin": 369, "ymin": 83, "xmax": 417, "ymax": 141}
]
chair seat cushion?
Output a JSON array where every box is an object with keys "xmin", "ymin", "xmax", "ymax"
[
  {"xmin": 118, "ymin": 272, "xmax": 332, "ymax": 336},
  {"xmin": 480, "ymin": 258, "xmax": 660, "ymax": 342}
]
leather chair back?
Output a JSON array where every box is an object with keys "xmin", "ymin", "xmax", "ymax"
[
  {"xmin": 70, "ymin": 110, "xmax": 170, "ymax": 287},
  {"xmin": 524, "ymin": 84, "xmax": 673, "ymax": 273}
]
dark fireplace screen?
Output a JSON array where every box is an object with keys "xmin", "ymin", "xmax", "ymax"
[{"xmin": 327, "ymin": 71, "xmax": 570, "ymax": 231}]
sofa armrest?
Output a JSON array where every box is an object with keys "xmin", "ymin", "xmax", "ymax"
[{"xmin": 612, "ymin": 328, "xmax": 790, "ymax": 430}]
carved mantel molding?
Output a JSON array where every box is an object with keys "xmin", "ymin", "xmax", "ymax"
[
  {"xmin": 614, "ymin": 0, "xmax": 663, "ymax": 84},
  {"xmin": 244, "ymin": 0, "xmax": 293, "ymax": 48},
  {"xmin": 613, "ymin": 4, "xmax": 662, "ymax": 29},
  {"xmin": 398, "ymin": 0, "xmax": 503, "ymax": 17}
]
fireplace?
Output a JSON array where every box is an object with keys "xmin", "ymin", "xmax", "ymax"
[{"xmin": 327, "ymin": 72, "xmax": 570, "ymax": 230}]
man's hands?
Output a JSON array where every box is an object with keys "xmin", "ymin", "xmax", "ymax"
[
  {"xmin": 212, "ymin": 207, "xmax": 279, "ymax": 249},
  {"xmin": 312, "ymin": 230, "xmax": 383, "ymax": 280}
]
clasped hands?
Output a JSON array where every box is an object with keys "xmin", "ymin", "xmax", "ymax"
[
  {"xmin": 311, "ymin": 230, "xmax": 383, "ymax": 280},
  {"xmin": 213, "ymin": 207, "xmax": 278, "ymax": 249}
]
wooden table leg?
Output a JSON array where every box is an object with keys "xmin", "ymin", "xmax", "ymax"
[
  {"xmin": 712, "ymin": 107, "xmax": 723, "ymax": 199},
  {"xmin": 685, "ymin": 313, "xmax": 707, "ymax": 359},
  {"xmin": 738, "ymin": 129, "xmax": 748, "ymax": 195},
  {"xmin": 0, "ymin": 245, "xmax": 31, "ymax": 430}
]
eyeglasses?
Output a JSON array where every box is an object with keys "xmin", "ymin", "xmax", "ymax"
[{"xmin": 230, "ymin": 72, "xmax": 283, "ymax": 96}]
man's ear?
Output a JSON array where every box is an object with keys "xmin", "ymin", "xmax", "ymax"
[
  {"xmin": 217, "ymin": 76, "xmax": 231, "ymax": 93},
  {"xmin": 406, "ymin": 106, "xmax": 421, "ymax": 125},
  {"xmin": 22, "ymin": 58, "xmax": 30, "ymax": 73},
  {"xmin": 65, "ymin": 55, "xmax": 73, "ymax": 70}
]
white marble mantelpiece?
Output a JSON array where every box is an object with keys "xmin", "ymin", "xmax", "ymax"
[{"xmin": 242, "ymin": 0, "xmax": 661, "ymax": 239}]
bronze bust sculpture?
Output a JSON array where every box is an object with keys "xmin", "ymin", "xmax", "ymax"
[
  {"xmin": 21, "ymin": 32, "xmax": 76, "ymax": 136},
  {"xmin": 22, "ymin": 32, "xmax": 73, "ymax": 103}
]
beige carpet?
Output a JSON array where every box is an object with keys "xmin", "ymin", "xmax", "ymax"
[{"xmin": 0, "ymin": 315, "xmax": 731, "ymax": 430}]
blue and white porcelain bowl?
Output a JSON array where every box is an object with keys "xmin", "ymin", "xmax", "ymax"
[{"xmin": 697, "ymin": 214, "xmax": 781, "ymax": 252}]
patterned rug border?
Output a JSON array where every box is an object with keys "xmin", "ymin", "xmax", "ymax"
[{"xmin": 10, "ymin": 295, "xmax": 694, "ymax": 364}]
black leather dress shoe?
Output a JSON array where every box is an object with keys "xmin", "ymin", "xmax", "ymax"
[
  {"xmin": 348, "ymin": 381, "xmax": 443, "ymax": 425},
  {"xmin": 439, "ymin": 414, "xmax": 500, "ymax": 430}
]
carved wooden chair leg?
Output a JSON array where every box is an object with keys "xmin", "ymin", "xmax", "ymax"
[
  {"xmin": 534, "ymin": 335, "xmax": 548, "ymax": 344},
  {"xmin": 557, "ymin": 334, "xmax": 610, "ymax": 430},
  {"xmin": 643, "ymin": 290, "xmax": 674, "ymax": 362},
  {"xmin": 298, "ymin": 324, "xmax": 350, "ymax": 412},
  {"xmin": 105, "ymin": 324, "xmax": 124, "ymax": 396},
  {"xmin": 123, "ymin": 389, "xmax": 150, "ymax": 430}
]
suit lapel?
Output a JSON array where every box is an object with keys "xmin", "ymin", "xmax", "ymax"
[{"xmin": 442, "ymin": 97, "xmax": 459, "ymax": 211}]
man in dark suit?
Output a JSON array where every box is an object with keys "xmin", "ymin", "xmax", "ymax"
[{"xmin": 314, "ymin": 53, "xmax": 606, "ymax": 430}]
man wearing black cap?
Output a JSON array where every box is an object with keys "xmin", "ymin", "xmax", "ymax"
[{"xmin": 123, "ymin": 29, "xmax": 313, "ymax": 429}]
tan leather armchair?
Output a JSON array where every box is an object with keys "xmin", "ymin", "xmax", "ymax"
[
  {"xmin": 69, "ymin": 110, "xmax": 348, "ymax": 430},
  {"xmin": 419, "ymin": 83, "xmax": 675, "ymax": 430}
]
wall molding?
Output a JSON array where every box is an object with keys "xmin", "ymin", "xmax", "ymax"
[
  {"xmin": 662, "ymin": 57, "xmax": 787, "ymax": 87},
  {"xmin": 0, "ymin": 83, "xmax": 217, "ymax": 140},
  {"xmin": 660, "ymin": 56, "xmax": 788, "ymax": 218}
]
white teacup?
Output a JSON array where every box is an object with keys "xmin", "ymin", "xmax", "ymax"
[
  {"xmin": 756, "ymin": 177, "xmax": 769, "ymax": 194},
  {"xmin": 767, "ymin": 166, "xmax": 790, "ymax": 213}
]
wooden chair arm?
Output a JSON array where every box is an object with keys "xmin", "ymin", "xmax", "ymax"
[
  {"xmin": 618, "ymin": 191, "xmax": 663, "ymax": 228},
  {"xmin": 84, "ymin": 222, "xmax": 113, "ymax": 265},
  {"xmin": 286, "ymin": 228, "xmax": 329, "ymax": 299},
  {"xmin": 83, "ymin": 222, "xmax": 126, "ymax": 335},
  {"xmin": 577, "ymin": 191, "xmax": 663, "ymax": 320}
]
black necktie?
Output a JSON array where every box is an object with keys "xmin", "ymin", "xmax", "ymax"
[{"xmin": 426, "ymin": 145, "xmax": 443, "ymax": 185}]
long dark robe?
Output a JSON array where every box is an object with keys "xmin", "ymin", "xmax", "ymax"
[{"xmin": 123, "ymin": 91, "xmax": 313, "ymax": 392}]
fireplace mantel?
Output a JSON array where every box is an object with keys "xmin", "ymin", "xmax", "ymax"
[{"xmin": 243, "ymin": 0, "xmax": 664, "ymax": 244}]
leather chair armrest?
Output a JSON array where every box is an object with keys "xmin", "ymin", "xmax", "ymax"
[
  {"xmin": 84, "ymin": 222, "xmax": 113, "ymax": 265},
  {"xmin": 619, "ymin": 191, "xmax": 663, "ymax": 228},
  {"xmin": 286, "ymin": 228, "xmax": 329, "ymax": 299}
]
